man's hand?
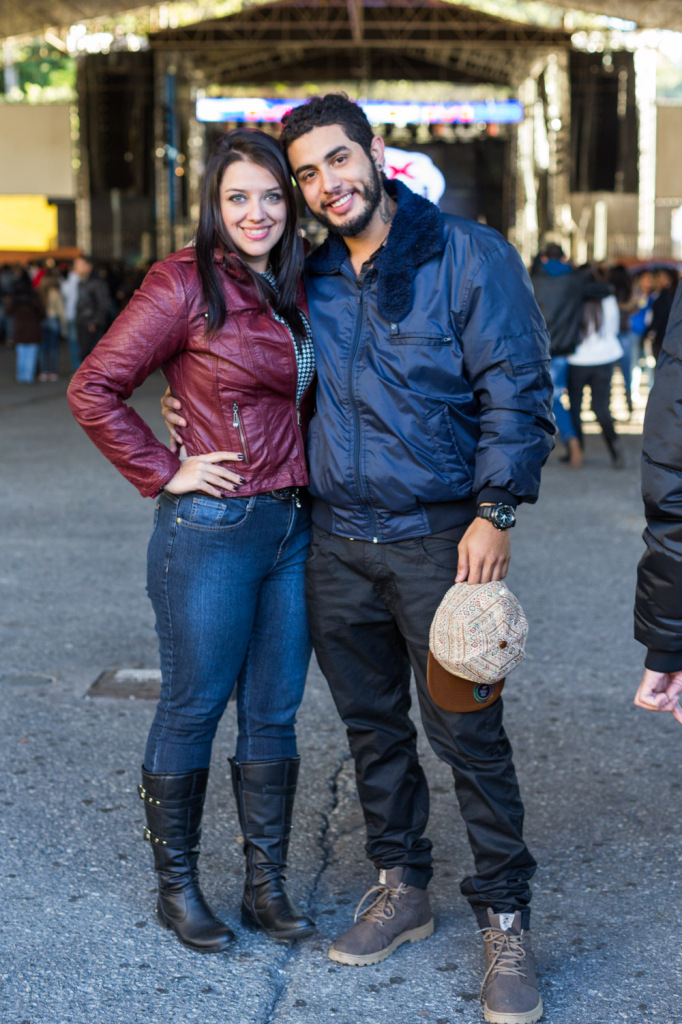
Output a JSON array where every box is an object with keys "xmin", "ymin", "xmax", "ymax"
[
  {"xmin": 455, "ymin": 518, "xmax": 510, "ymax": 584},
  {"xmin": 164, "ymin": 452, "xmax": 244, "ymax": 498},
  {"xmin": 161, "ymin": 386, "xmax": 187, "ymax": 448},
  {"xmin": 634, "ymin": 668, "xmax": 682, "ymax": 725}
]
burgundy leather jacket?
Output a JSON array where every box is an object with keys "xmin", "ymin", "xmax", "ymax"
[{"xmin": 67, "ymin": 247, "xmax": 314, "ymax": 498}]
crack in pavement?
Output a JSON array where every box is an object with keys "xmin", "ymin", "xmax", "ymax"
[
  {"xmin": 260, "ymin": 750, "xmax": 352, "ymax": 1024},
  {"xmin": 308, "ymin": 750, "xmax": 354, "ymax": 914}
]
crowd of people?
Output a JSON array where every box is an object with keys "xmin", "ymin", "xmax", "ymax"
[
  {"xmin": 0, "ymin": 258, "xmax": 150, "ymax": 382},
  {"xmin": 530, "ymin": 244, "xmax": 679, "ymax": 469},
  {"xmin": 2, "ymin": 241, "xmax": 677, "ymax": 483}
]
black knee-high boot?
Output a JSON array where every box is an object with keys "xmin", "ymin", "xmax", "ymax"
[
  {"xmin": 139, "ymin": 766, "xmax": 234, "ymax": 953},
  {"xmin": 229, "ymin": 757, "xmax": 315, "ymax": 940}
]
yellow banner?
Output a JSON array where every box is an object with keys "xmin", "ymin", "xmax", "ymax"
[{"xmin": 0, "ymin": 195, "xmax": 58, "ymax": 251}]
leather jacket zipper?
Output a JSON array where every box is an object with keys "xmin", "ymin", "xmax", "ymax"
[{"xmin": 232, "ymin": 403, "xmax": 250, "ymax": 464}]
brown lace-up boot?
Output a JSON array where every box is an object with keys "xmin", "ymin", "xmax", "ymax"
[
  {"xmin": 328, "ymin": 867, "xmax": 434, "ymax": 966},
  {"xmin": 480, "ymin": 909, "xmax": 542, "ymax": 1024}
]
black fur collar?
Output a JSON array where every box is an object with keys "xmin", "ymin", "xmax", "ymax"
[{"xmin": 305, "ymin": 179, "xmax": 445, "ymax": 322}]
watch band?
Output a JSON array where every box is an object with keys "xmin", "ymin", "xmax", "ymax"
[{"xmin": 476, "ymin": 503, "xmax": 516, "ymax": 530}]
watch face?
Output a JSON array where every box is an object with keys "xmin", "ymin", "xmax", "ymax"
[{"xmin": 492, "ymin": 505, "xmax": 516, "ymax": 529}]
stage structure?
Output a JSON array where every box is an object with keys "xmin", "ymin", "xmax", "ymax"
[
  {"xmin": 2, "ymin": 0, "xmax": 649, "ymax": 263},
  {"xmin": 143, "ymin": 0, "xmax": 574, "ymax": 263}
]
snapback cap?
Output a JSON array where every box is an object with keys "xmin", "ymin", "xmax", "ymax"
[{"xmin": 427, "ymin": 581, "xmax": 528, "ymax": 712}]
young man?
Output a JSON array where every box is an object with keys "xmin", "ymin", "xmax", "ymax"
[
  {"xmin": 74, "ymin": 255, "xmax": 111, "ymax": 362},
  {"xmin": 165, "ymin": 97, "xmax": 553, "ymax": 1024}
]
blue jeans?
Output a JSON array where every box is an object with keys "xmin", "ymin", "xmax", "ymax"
[
  {"xmin": 144, "ymin": 490, "xmax": 312, "ymax": 774},
  {"xmin": 66, "ymin": 319, "xmax": 80, "ymax": 371},
  {"xmin": 550, "ymin": 356, "xmax": 576, "ymax": 444},
  {"xmin": 15, "ymin": 343, "xmax": 38, "ymax": 382},
  {"xmin": 39, "ymin": 317, "xmax": 61, "ymax": 375}
]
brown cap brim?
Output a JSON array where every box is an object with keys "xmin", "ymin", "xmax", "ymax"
[{"xmin": 427, "ymin": 652, "xmax": 505, "ymax": 712}]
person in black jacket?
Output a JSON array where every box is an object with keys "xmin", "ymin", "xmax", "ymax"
[
  {"xmin": 634, "ymin": 283, "xmax": 682, "ymax": 724},
  {"xmin": 530, "ymin": 244, "xmax": 611, "ymax": 467},
  {"xmin": 74, "ymin": 254, "xmax": 111, "ymax": 361}
]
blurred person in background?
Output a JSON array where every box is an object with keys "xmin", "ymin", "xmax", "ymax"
[
  {"xmin": 530, "ymin": 243, "xmax": 610, "ymax": 468},
  {"xmin": 648, "ymin": 267, "xmax": 679, "ymax": 364},
  {"xmin": 37, "ymin": 268, "xmax": 66, "ymax": 381},
  {"xmin": 28, "ymin": 259, "xmax": 46, "ymax": 288},
  {"xmin": 6, "ymin": 267, "xmax": 44, "ymax": 383},
  {"xmin": 629, "ymin": 270, "xmax": 657, "ymax": 398},
  {"xmin": 74, "ymin": 254, "xmax": 111, "ymax": 361},
  {"xmin": 566, "ymin": 284, "xmax": 623, "ymax": 468},
  {"xmin": 608, "ymin": 264, "xmax": 635, "ymax": 416},
  {"xmin": 0, "ymin": 263, "xmax": 17, "ymax": 346},
  {"xmin": 60, "ymin": 260, "xmax": 82, "ymax": 371}
]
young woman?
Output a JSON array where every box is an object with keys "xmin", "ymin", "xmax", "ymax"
[
  {"xmin": 68, "ymin": 129, "xmax": 316, "ymax": 953},
  {"xmin": 567, "ymin": 291, "xmax": 623, "ymax": 467},
  {"xmin": 38, "ymin": 268, "xmax": 66, "ymax": 381},
  {"xmin": 7, "ymin": 268, "xmax": 44, "ymax": 383}
]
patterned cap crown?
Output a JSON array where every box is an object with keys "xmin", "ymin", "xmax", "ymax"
[{"xmin": 428, "ymin": 581, "xmax": 528, "ymax": 684}]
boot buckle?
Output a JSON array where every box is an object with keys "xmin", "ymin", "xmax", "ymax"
[{"xmin": 143, "ymin": 825, "xmax": 167, "ymax": 845}]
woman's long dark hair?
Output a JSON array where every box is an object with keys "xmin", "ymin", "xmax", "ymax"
[
  {"xmin": 581, "ymin": 299, "xmax": 604, "ymax": 339},
  {"xmin": 195, "ymin": 128, "xmax": 304, "ymax": 340}
]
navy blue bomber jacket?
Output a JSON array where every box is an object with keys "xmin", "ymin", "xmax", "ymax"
[{"xmin": 303, "ymin": 179, "xmax": 555, "ymax": 543}]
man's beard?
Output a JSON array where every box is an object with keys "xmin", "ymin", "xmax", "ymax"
[{"xmin": 314, "ymin": 162, "xmax": 383, "ymax": 238}]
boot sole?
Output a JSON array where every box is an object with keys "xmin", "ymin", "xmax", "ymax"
[
  {"xmin": 241, "ymin": 907, "xmax": 316, "ymax": 941},
  {"xmin": 156, "ymin": 907, "xmax": 235, "ymax": 954},
  {"xmin": 328, "ymin": 917, "xmax": 434, "ymax": 966},
  {"xmin": 483, "ymin": 996, "xmax": 543, "ymax": 1024}
]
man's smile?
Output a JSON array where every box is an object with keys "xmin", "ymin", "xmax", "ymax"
[{"xmin": 325, "ymin": 192, "xmax": 355, "ymax": 213}]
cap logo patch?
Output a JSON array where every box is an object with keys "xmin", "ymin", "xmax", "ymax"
[{"xmin": 473, "ymin": 683, "xmax": 493, "ymax": 703}]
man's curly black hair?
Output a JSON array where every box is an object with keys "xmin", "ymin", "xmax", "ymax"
[{"xmin": 280, "ymin": 93, "xmax": 375, "ymax": 164}]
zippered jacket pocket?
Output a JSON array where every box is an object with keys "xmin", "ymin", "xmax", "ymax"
[{"xmin": 232, "ymin": 402, "xmax": 250, "ymax": 464}]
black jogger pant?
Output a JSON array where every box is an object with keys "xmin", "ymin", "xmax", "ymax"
[
  {"xmin": 566, "ymin": 360, "xmax": 619, "ymax": 456},
  {"xmin": 305, "ymin": 524, "xmax": 536, "ymax": 928}
]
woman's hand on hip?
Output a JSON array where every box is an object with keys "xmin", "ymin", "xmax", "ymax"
[{"xmin": 164, "ymin": 452, "xmax": 245, "ymax": 497}]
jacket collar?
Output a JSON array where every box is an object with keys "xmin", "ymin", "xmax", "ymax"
[
  {"xmin": 305, "ymin": 178, "xmax": 445, "ymax": 322},
  {"xmin": 168, "ymin": 245, "xmax": 260, "ymax": 312},
  {"xmin": 169, "ymin": 245, "xmax": 250, "ymax": 281}
]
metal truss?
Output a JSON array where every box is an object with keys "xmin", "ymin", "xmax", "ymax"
[
  {"xmin": 3, "ymin": 0, "xmax": 682, "ymax": 46},
  {"xmin": 150, "ymin": 2, "xmax": 573, "ymax": 51},
  {"xmin": 148, "ymin": 1, "xmax": 570, "ymax": 88},
  {"xmin": 1, "ymin": 0, "xmax": 141, "ymax": 40}
]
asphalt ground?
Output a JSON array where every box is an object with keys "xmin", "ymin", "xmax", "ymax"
[{"xmin": 0, "ymin": 340, "xmax": 680, "ymax": 1024}]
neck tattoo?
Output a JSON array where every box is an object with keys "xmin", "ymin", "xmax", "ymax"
[{"xmin": 378, "ymin": 192, "xmax": 393, "ymax": 226}]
